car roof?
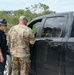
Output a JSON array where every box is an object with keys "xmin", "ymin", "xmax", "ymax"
[{"xmin": 31, "ymin": 11, "xmax": 74, "ymax": 21}]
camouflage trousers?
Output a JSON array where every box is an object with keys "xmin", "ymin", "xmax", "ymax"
[{"xmin": 11, "ymin": 57, "xmax": 30, "ymax": 75}]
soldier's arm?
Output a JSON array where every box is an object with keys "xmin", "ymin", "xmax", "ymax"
[
  {"xmin": 0, "ymin": 32, "xmax": 1, "ymax": 47},
  {"xmin": 29, "ymin": 29, "xmax": 35, "ymax": 45},
  {"xmin": 7, "ymin": 26, "xmax": 14, "ymax": 43},
  {"xmin": 7, "ymin": 30, "xmax": 11, "ymax": 43},
  {"xmin": 0, "ymin": 32, "xmax": 4, "ymax": 62}
]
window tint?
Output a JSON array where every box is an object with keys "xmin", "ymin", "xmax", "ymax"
[
  {"xmin": 41, "ymin": 17, "xmax": 66, "ymax": 37},
  {"xmin": 41, "ymin": 27, "xmax": 62, "ymax": 37}
]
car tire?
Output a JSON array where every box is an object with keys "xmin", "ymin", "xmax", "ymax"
[{"xmin": 4, "ymin": 55, "xmax": 12, "ymax": 75}]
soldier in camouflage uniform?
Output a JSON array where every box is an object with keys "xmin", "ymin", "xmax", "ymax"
[{"xmin": 7, "ymin": 16, "xmax": 35, "ymax": 75}]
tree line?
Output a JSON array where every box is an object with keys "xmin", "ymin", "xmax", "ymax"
[{"xmin": 0, "ymin": 3, "xmax": 55, "ymax": 31}]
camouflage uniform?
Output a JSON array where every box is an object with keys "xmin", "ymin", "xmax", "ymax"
[{"xmin": 7, "ymin": 24, "xmax": 35, "ymax": 75}]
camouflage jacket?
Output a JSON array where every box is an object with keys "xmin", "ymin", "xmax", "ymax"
[{"xmin": 7, "ymin": 24, "xmax": 35, "ymax": 57}]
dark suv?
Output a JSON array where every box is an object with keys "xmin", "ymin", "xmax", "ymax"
[{"xmin": 6, "ymin": 12, "xmax": 74, "ymax": 75}]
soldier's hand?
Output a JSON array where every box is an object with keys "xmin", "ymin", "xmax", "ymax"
[
  {"xmin": 0, "ymin": 55, "xmax": 4, "ymax": 62},
  {"xmin": 0, "ymin": 50, "xmax": 4, "ymax": 62}
]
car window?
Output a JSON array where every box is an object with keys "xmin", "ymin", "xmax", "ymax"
[
  {"xmin": 41, "ymin": 27, "xmax": 62, "ymax": 37},
  {"xmin": 28, "ymin": 19, "xmax": 42, "ymax": 37},
  {"xmin": 41, "ymin": 16, "xmax": 66, "ymax": 37},
  {"xmin": 32, "ymin": 22, "xmax": 41, "ymax": 35}
]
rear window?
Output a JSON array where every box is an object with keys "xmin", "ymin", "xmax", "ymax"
[{"xmin": 41, "ymin": 16, "xmax": 66, "ymax": 37}]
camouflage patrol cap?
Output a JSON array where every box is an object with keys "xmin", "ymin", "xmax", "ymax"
[{"xmin": 19, "ymin": 16, "xmax": 28, "ymax": 22}]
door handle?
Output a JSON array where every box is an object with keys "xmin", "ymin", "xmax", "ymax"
[
  {"xmin": 45, "ymin": 39, "xmax": 53, "ymax": 41},
  {"xmin": 51, "ymin": 43, "xmax": 60, "ymax": 47},
  {"xmin": 51, "ymin": 44, "xmax": 58, "ymax": 47}
]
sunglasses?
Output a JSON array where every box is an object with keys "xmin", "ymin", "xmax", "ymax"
[{"xmin": 2, "ymin": 25, "xmax": 7, "ymax": 27}]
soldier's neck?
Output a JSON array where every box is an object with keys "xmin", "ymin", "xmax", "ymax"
[{"xmin": 19, "ymin": 23, "xmax": 27, "ymax": 26}]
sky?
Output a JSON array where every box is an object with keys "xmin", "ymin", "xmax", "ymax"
[{"xmin": 0, "ymin": 0, "xmax": 74, "ymax": 13}]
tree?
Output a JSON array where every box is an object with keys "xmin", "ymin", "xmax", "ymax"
[
  {"xmin": 24, "ymin": 7, "xmax": 33, "ymax": 21},
  {"xmin": 31, "ymin": 3, "xmax": 53, "ymax": 14}
]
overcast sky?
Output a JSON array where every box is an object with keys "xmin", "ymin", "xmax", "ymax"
[{"xmin": 0, "ymin": 0, "xmax": 74, "ymax": 13}]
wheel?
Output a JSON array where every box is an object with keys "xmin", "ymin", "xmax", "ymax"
[{"xmin": 4, "ymin": 55, "xmax": 12, "ymax": 75}]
